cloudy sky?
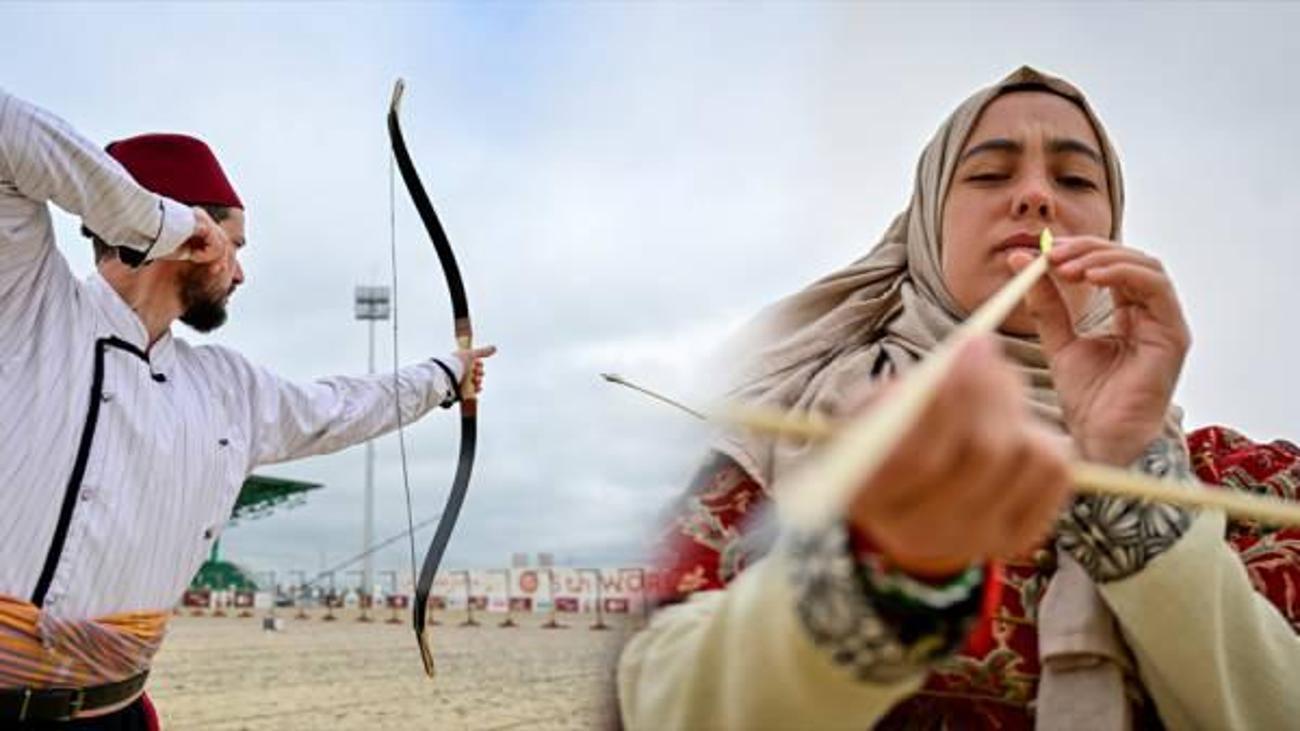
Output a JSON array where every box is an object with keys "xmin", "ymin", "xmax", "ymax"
[{"xmin": 5, "ymin": 2, "xmax": 1298, "ymax": 583}]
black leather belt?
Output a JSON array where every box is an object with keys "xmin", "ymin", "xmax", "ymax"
[{"xmin": 0, "ymin": 670, "xmax": 148, "ymax": 723}]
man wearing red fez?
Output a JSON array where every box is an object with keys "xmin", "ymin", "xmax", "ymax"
[{"xmin": 0, "ymin": 90, "xmax": 494, "ymax": 728}]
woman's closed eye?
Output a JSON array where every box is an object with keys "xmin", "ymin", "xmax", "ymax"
[
  {"xmin": 965, "ymin": 171, "xmax": 1011, "ymax": 183},
  {"xmin": 1058, "ymin": 175, "xmax": 1098, "ymax": 190}
]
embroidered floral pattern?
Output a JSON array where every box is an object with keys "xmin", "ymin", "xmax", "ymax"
[
  {"xmin": 1056, "ymin": 437, "xmax": 1194, "ymax": 582},
  {"xmin": 788, "ymin": 525, "xmax": 981, "ymax": 683}
]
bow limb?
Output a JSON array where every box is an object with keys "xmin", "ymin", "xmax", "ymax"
[{"xmin": 388, "ymin": 78, "xmax": 478, "ymax": 678}]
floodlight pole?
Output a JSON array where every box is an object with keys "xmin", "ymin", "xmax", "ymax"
[{"xmin": 354, "ymin": 285, "xmax": 391, "ymax": 601}]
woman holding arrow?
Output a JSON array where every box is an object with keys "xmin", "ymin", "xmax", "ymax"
[{"xmin": 617, "ymin": 66, "xmax": 1300, "ymax": 730}]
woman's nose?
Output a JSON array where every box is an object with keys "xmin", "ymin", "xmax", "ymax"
[{"xmin": 1011, "ymin": 178, "xmax": 1055, "ymax": 220}]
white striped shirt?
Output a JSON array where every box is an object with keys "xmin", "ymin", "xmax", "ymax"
[{"xmin": 0, "ymin": 89, "xmax": 461, "ymax": 620}]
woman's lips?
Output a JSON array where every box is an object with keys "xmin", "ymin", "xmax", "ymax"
[{"xmin": 994, "ymin": 232, "xmax": 1046, "ymax": 258}]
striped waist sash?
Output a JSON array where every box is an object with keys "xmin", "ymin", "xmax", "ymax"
[{"xmin": 0, "ymin": 595, "xmax": 167, "ymax": 689}]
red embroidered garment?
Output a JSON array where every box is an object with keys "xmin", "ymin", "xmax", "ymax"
[{"xmin": 651, "ymin": 426, "xmax": 1300, "ymax": 729}]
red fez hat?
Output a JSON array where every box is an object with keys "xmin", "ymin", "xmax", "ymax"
[{"xmin": 106, "ymin": 133, "xmax": 243, "ymax": 209}]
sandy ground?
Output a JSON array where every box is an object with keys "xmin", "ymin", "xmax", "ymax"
[{"xmin": 148, "ymin": 609, "xmax": 634, "ymax": 730}]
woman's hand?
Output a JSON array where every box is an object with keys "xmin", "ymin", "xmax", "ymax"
[
  {"xmin": 1011, "ymin": 237, "xmax": 1191, "ymax": 466},
  {"xmin": 847, "ymin": 336, "xmax": 1073, "ymax": 578}
]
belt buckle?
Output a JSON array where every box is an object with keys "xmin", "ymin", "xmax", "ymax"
[
  {"xmin": 14, "ymin": 685, "xmax": 87, "ymax": 722},
  {"xmin": 45, "ymin": 686, "xmax": 86, "ymax": 722},
  {"xmin": 66, "ymin": 687, "xmax": 86, "ymax": 718}
]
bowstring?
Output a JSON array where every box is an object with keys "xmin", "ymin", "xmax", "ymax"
[{"xmin": 390, "ymin": 150, "xmax": 420, "ymax": 593}]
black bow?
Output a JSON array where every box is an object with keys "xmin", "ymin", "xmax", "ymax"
[{"xmin": 387, "ymin": 79, "xmax": 478, "ymax": 677}]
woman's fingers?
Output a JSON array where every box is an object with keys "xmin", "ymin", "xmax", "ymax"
[
  {"xmin": 992, "ymin": 429, "xmax": 1073, "ymax": 558},
  {"xmin": 854, "ymin": 356, "xmax": 960, "ymax": 512},
  {"xmin": 1011, "ymin": 251, "xmax": 1077, "ymax": 357},
  {"xmin": 952, "ymin": 397, "xmax": 1066, "ymax": 560},
  {"xmin": 1085, "ymin": 263, "xmax": 1189, "ymax": 339},
  {"xmin": 1047, "ymin": 235, "xmax": 1184, "ymax": 329},
  {"xmin": 1047, "ymin": 235, "xmax": 1122, "ymax": 264},
  {"xmin": 852, "ymin": 336, "xmax": 1067, "ymax": 572},
  {"xmin": 1055, "ymin": 248, "xmax": 1163, "ymax": 281}
]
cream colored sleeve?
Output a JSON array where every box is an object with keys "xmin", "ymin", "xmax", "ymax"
[
  {"xmin": 617, "ymin": 543, "xmax": 925, "ymax": 731},
  {"xmin": 1101, "ymin": 509, "xmax": 1300, "ymax": 730}
]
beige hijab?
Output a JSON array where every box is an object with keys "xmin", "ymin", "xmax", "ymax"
[{"xmin": 714, "ymin": 66, "xmax": 1183, "ymax": 728}]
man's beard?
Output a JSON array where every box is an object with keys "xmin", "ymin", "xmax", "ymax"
[{"xmin": 178, "ymin": 266, "xmax": 232, "ymax": 333}]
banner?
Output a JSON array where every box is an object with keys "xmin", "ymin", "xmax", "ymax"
[
  {"xmin": 404, "ymin": 566, "xmax": 667, "ymax": 615},
  {"xmin": 182, "ymin": 589, "xmax": 211, "ymax": 609}
]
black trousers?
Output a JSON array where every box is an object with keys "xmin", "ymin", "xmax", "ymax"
[{"xmin": 14, "ymin": 697, "xmax": 148, "ymax": 731}]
